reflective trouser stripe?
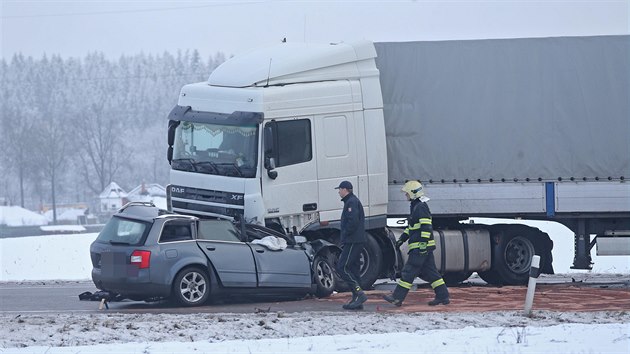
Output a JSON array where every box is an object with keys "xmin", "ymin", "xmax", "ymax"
[
  {"xmin": 421, "ymin": 231, "xmax": 431, "ymax": 239},
  {"xmin": 398, "ymin": 280, "xmax": 413, "ymax": 289},
  {"xmin": 427, "ymin": 240, "xmax": 435, "ymax": 247},
  {"xmin": 431, "ymin": 278, "xmax": 445, "ymax": 289},
  {"xmin": 408, "ymin": 223, "xmax": 421, "ymax": 230},
  {"xmin": 419, "ymin": 218, "xmax": 432, "ymax": 224},
  {"xmin": 408, "ymin": 242, "xmax": 427, "ymax": 250}
]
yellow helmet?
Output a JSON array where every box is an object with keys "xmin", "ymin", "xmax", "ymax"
[{"xmin": 402, "ymin": 180, "xmax": 425, "ymax": 200}]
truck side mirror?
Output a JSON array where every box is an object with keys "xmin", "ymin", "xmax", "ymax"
[
  {"xmin": 167, "ymin": 120, "xmax": 179, "ymax": 147},
  {"xmin": 265, "ymin": 157, "xmax": 276, "ymax": 170},
  {"xmin": 264, "ymin": 123, "xmax": 275, "ymax": 155},
  {"xmin": 263, "ymin": 122, "xmax": 278, "ymax": 179},
  {"xmin": 167, "ymin": 146, "xmax": 173, "ymax": 164}
]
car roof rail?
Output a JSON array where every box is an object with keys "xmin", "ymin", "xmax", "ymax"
[{"xmin": 118, "ymin": 201, "xmax": 156, "ymax": 213}]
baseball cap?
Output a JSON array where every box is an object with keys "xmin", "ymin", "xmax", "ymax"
[{"xmin": 334, "ymin": 180, "xmax": 353, "ymax": 190}]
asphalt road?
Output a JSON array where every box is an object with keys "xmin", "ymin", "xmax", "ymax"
[{"xmin": 2, "ymin": 274, "xmax": 628, "ymax": 315}]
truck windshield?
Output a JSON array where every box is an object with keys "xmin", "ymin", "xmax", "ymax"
[{"xmin": 171, "ymin": 121, "xmax": 258, "ymax": 178}]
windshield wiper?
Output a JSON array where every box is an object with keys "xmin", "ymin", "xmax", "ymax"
[
  {"xmin": 172, "ymin": 158, "xmax": 197, "ymax": 172},
  {"xmin": 195, "ymin": 161, "xmax": 220, "ymax": 174},
  {"xmin": 217, "ymin": 162, "xmax": 243, "ymax": 177}
]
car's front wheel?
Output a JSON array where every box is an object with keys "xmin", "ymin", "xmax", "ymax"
[
  {"xmin": 313, "ymin": 252, "xmax": 336, "ymax": 298},
  {"xmin": 172, "ymin": 267, "xmax": 210, "ymax": 306}
]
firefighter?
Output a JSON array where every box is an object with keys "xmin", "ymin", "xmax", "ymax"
[{"xmin": 383, "ymin": 180, "xmax": 450, "ymax": 307}]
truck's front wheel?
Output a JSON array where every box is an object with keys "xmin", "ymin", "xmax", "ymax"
[
  {"xmin": 358, "ymin": 233, "xmax": 382, "ymax": 289},
  {"xmin": 332, "ymin": 232, "xmax": 383, "ymax": 292}
]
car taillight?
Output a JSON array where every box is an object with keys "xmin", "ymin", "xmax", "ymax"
[{"xmin": 130, "ymin": 250, "xmax": 151, "ymax": 269}]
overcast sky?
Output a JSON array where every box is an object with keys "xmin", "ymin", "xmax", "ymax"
[{"xmin": 2, "ymin": 0, "xmax": 629, "ymax": 60}]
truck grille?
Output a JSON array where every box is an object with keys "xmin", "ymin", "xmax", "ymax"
[
  {"xmin": 169, "ymin": 185, "xmax": 244, "ymax": 206},
  {"xmin": 171, "ymin": 201, "xmax": 244, "ymax": 218}
]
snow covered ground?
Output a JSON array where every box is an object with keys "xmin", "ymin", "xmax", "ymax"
[{"xmin": 1, "ymin": 230, "xmax": 629, "ymax": 353}]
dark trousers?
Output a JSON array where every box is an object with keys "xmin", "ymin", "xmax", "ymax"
[
  {"xmin": 393, "ymin": 251, "xmax": 448, "ymax": 301},
  {"xmin": 336, "ymin": 242, "xmax": 364, "ymax": 291}
]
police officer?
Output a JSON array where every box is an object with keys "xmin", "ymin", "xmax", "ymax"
[
  {"xmin": 383, "ymin": 180, "xmax": 450, "ymax": 307},
  {"xmin": 335, "ymin": 180, "xmax": 368, "ymax": 310}
]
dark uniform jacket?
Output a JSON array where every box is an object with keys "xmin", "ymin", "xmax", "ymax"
[
  {"xmin": 340, "ymin": 193, "xmax": 366, "ymax": 244},
  {"xmin": 400, "ymin": 198, "xmax": 436, "ymax": 253}
]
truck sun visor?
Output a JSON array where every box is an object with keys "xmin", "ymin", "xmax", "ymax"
[{"xmin": 167, "ymin": 105, "xmax": 263, "ymax": 126}]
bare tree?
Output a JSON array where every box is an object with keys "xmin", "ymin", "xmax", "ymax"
[
  {"xmin": 74, "ymin": 100, "xmax": 129, "ymax": 194},
  {"xmin": 29, "ymin": 55, "xmax": 74, "ymax": 223}
]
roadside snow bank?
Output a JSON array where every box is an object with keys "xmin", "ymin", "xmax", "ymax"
[{"xmin": 2, "ymin": 310, "xmax": 629, "ymax": 348}]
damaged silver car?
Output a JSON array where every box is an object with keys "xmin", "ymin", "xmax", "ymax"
[{"xmin": 90, "ymin": 202, "xmax": 338, "ymax": 306}]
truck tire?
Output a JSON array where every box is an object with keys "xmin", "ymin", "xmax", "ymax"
[
  {"xmin": 313, "ymin": 251, "xmax": 336, "ymax": 298},
  {"xmin": 490, "ymin": 225, "xmax": 554, "ymax": 285},
  {"xmin": 358, "ymin": 233, "xmax": 383, "ymax": 289},
  {"xmin": 172, "ymin": 267, "xmax": 210, "ymax": 306},
  {"xmin": 442, "ymin": 271, "xmax": 473, "ymax": 286},
  {"xmin": 477, "ymin": 269, "xmax": 503, "ymax": 285},
  {"xmin": 333, "ymin": 232, "xmax": 383, "ymax": 292}
]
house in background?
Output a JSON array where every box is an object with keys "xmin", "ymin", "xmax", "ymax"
[
  {"xmin": 98, "ymin": 182, "xmax": 128, "ymax": 214},
  {"xmin": 126, "ymin": 182, "xmax": 167, "ymax": 209},
  {"xmin": 98, "ymin": 182, "xmax": 167, "ymax": 218}
]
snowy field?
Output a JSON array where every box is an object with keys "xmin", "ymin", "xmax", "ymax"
[{"xmin": 1, "ymin": 228, "xmax": 629, "ymax": 353}]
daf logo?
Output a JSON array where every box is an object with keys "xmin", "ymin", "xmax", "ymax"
[
  {"xmin": 231, "ymin": 194, "xmax": 244, "ymax": 201},
  {"xmin": 171, "ymin": 186, "xmax": 185, "ymax": 194}
]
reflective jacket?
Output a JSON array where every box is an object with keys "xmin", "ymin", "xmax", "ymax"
[
  {"xmin": 339, "ymin": 193, "xmax": 366, "ymax": 244},
  {"xmin": 399, "ymin": 198, "xmax": 436, "ymax": 253}
]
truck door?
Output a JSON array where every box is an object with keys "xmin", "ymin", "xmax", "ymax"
[
  {"xmin": 313, "ymin": 112, "xmax": 362, "ymax": 215},
  {"xmin": 261, "ymin": 117, "xmax": 318, "ymax": 222},
  {"xmin": 196, "ymin": 219, "xmax": 257, "ymax": 287}
]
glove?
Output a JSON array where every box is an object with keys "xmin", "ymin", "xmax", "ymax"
[{"xmin": 395, "ymin": 239, "xmax": 404, "ymax": 248}]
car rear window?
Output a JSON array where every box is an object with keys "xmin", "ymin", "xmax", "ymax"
[{"xmin": 95, "ymin": 216, "xmax": 150, "ymax": 245}]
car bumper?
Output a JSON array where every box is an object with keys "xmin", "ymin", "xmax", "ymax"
[{"xmin": 91, "ymin": 268, "xmax": 170, "ymax": 298}]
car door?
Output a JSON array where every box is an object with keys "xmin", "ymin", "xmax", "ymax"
[
  {"xmin": 246, "ymin": 227, "xmax": 312, "ymax": 288},
  {"xmin": 196, "ymin": 219, "xmax": 257, "ymax": 287}
]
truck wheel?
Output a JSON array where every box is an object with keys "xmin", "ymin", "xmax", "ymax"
[
  {"xmin": 313, "ymin": 252, "xmax": 336, "ymax": 298},
  {"xmin": 172, "ymin": 267, "xmax": 210, "ymax": 306},
  {"xmin": 358, "ymin": 233, "xmax": 383, "ymax": 289},
  {"xmin": 477, "ymin": 269, "xmax": 503, "ymax": 285},
  {"xmin": 442, "ymin": 271, "xmax": 473, "ymax": 286},
  {"xmin": 493, "ymin": 232, "xmax": 536, "ymax": 285}
]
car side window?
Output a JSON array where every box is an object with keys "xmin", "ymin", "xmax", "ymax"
[
  {"xmin": 197, "ymin": 219, "xmax": 241, "ymax": 242},
  {"xmin": 160, "ymin": 222, "xmax": 193, "ymax": 243}
]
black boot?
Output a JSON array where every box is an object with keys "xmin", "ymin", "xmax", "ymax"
[
  {"xmin": 383, "ymin": 285, "xmax": 408, "ymax": 307},
  {"xmin": 343, "ymin": 289, "xmax": 367, "ymax": 310},
  {"xmin": 428, "ymin": 284, "xmax": 450, "ymax": 306},
  {"xmin": 343, "ymin": 289, "xmax": 358, "ymax": 308}
]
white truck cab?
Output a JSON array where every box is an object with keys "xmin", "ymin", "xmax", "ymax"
[{"xmin": 167, "ymin": 41, "xmax": 388, "ymax": 234}]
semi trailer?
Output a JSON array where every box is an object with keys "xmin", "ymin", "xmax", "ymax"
[{"xmin": 166, "ymin": 35, "xmax": 630, "ymax": 286}]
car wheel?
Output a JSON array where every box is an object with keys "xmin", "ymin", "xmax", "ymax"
[
  {"xmin": 172, "ymin": 267, "xmax": 210, "ymax": 306},
  {"xmin": 313, "ymin": 252, "xmax": 336, "ymax": 298}
]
